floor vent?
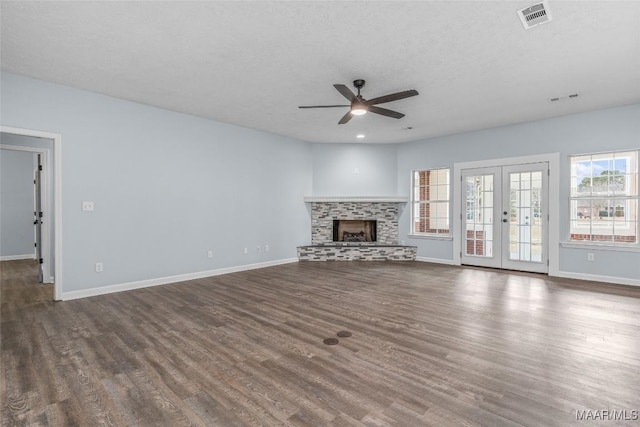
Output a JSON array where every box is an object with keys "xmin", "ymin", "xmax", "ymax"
[{"xmin": 518, "ymin": 1, "xmax": 552, "ymax": 29}]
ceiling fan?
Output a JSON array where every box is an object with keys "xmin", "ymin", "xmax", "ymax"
[{"xmin": 298, "ymin": 79, "xmax": 419, "ymax": 124}]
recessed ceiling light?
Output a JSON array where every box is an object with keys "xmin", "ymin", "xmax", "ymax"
[{"xmin": 356, "ymin": 134, "xmax": 365, "ymax": 139}]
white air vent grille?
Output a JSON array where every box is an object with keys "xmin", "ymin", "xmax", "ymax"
[{"xmin": 518, "ymin": 1, "xmax": 552, "ymax": 29}]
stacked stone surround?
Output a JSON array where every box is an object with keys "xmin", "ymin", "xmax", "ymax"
[
  {"xmin": 311, "ymin": 201, "xmax": 398, "ymax": 245},
  {"xmin": 298, "ymin": 198, "xmax": 416, "ymax": 261},
  {"xmin": 298, "ymin": 245, "xmax": 416, "ymax": 261}
]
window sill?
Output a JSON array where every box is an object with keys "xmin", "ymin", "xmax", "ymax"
[
  {"xmin": 560, "ymin": 241, "xmax": 640, "ymax": 253},
  {"xmin": 408, "ymin": 233, "xmax": 453, "ymax": 241}
]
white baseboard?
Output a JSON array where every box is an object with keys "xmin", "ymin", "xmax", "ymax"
[
  {"xmin": 0, "ymin": 254, "xmax": 36, "ymax": 261},
  {"xmin": 415, "ymin": 256, "xmax": 457, "ymax": 265},
  {"xmin": 554, "ymin": 270, "xmax": 639, "ymax": 287},
  {"xmin": 61, "ymin": 258, "xmax": 298, "ymax": 301}
]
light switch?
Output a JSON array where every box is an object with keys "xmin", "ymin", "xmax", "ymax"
[{"xmin": 82, "ymin": 201, "xmax": 95, "ymax": 211}]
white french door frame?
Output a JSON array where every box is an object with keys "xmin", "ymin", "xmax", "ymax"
[
  {"xmin": 1, "ymin": 126, "xmax": 63, "ymax": 301},
  {"xmin": 460, "ymin": 166, "xmax": 503, "ymax": 269},
  {"xmin": 453, "ymin": 153, "xmax": 560, "ymax": 276}
]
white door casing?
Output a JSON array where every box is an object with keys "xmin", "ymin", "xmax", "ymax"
[{"xmin": 453, "ymin": 153, "xmax": 560, "ymax": 275}]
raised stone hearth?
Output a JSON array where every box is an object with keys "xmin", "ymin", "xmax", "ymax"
[
  {"xmin": 298, "ymin": 245, "xmax": 416, "ymax": 261},
  {"xmin": 298, "ymin": 197, "xmax": 416, "ymax": 262}
]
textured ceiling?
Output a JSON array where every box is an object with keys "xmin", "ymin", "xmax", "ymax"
[{"xmin": 1, "ymin": 1, "xmax": 639, "ymax": 144}]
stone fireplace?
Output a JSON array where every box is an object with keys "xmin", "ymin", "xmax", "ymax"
[{"xmin": 298, "ymin": 197, "xmax": 417, "ymax": 261}]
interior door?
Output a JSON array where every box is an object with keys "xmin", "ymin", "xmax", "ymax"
[
  {"xmin": 461, "ymin": 162, "xmax": 548, "ymax": 273},
  {"xmin": 34, "ymin": 154, "xmax": 43, "ymax": 283}
]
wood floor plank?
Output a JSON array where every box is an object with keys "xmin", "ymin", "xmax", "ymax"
[{"xmin": 2, "ymin": 259, "xmax": 640, "ymax": 426}]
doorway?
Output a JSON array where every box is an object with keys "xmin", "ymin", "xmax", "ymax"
[
  {"xmin": 1, "ymin": 126, "xmax": 62, "ymax": 300},
  {"xmin": 1, "ymin": 145, "xmax": 51, "ymax": 282},
  {"xmin": 460, "ymin": 162, "xmax": 549, "ymax": 273}
]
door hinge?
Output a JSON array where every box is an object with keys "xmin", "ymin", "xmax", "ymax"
[
  {"xmin": 34, "ymin": 242, "xmax": 37, "ymax": 248},
  {"xmin": 34, "ymin": 180, "xmax": 36, "ymax": 184},
  {"xmin": 38, "ymin": 165, "xmax": 43, "ymax": 171},
  {"xmin": 38, "ymin": 258, "xmax": 43, "ymax": 264},
  {"xmin": 39, "ymin": 212, "xmax": 43, "ymax": 218}
]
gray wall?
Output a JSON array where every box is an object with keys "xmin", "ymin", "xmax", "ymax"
[
  {"xmin": 2, "ymin": 71, "xmax": 638, "ymax": 290},
  {"xmin": 396, "ymin": 104, "xmax": 640, "ymax": 281},
  {"xmin": 1, "ymin": 72, "xmax": 313, "ymax": 294},
  {"xmin": 312, "ymin": 143, "xmax": 397, "ymax": 196},
  {"xmin": 0, "ymin": 149, "xmax": 35, "ymax": 258}
]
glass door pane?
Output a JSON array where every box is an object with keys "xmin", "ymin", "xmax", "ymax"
[
  {"xmin": 502, "ymin": 163, "xmax": 548, "ymax": 273},
  {"xmin": 461, "ymin": 167, "xmax": 501, "ymax": 268}
]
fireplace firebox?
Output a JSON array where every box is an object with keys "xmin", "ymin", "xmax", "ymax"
[{"xmin": 332, "ymin": 220, "xmax": 377, "ymax": 243}]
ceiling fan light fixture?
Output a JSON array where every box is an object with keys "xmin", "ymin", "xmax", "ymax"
[{"xmin": 299, "ymin": 79, "xmax": 418, "ymax": 125}]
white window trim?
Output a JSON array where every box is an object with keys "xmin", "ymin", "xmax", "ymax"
[
  {"xmin": 560, "ymin": 241, "xmax": 640, "ymax": 253},
  {"xmin": 407, "ymin": 233, "xmax": 453, "ymax": 241},
  {"xmin": 568, "ymin": 150, "xmax": 639, "ymax": 248},
  {"xmin": 410, "ymin": 168, "xmax": 451, "ymax": 237}
]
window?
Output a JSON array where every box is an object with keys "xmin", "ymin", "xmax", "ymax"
[
  {"xmin": 570, "ymin": 150, "xmax": 638, "ymax": 244},
  {"xmin": 412, "ymin": 168, "xmax": 450, "ymax": 235}
]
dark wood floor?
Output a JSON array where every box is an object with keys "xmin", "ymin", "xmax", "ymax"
[{"xmin": 2, "ymin": 259, "xmax": 639, "ymax": 426}]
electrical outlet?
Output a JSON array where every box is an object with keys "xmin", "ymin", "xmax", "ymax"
[
  {"xmin": 207, "ymin": 250, "xmax": 213, "ymax": 259},
  {"xmin": 587, "ymin": 253, "xmax": 595, "ymax": 262},
  {"xmin": 82, "ymin": 201, "xmax": 95, "ymax": 211},
  {"xmin": 243, "ymin": 247, "xmax": 248, "ymax": 255},
  {"xmin": 265, "ymin": 244, "xmax": 269, "ymax": 252},
  {"xmin": 95, "ymin": 262, "xmax": 103, "ymax": 272}
]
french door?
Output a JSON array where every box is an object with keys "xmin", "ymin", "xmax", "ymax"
[{"xmin": 461, "ymin": 162, "xmax": 548, "ymax": 273}]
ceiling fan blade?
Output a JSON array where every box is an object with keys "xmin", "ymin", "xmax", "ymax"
[
  {"xmin": 338, "ymin": 111, "xmax": 354, "ymax": 124},
  {"xmin": 334, "ymin": 84, "xmax": 357, "ymax": 102},
  {"xmin": 298, "ymin": 105, "xmax": 349, "ymax": 109},
  {"xmin": 366, "ymin": 89, "xmax": 419, "ymax": 106},
  {"xmin": 368, "ymin": 105, "xmax": 405, "ymax": 119}
]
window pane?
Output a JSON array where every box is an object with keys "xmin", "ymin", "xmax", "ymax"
[
  {"xmin": 569, "ymin": 150, "xmax": 638, "ymax": 244},
  {"xmin": 412, "ymin": 169, "xmax": 450, "ymax": 235}
]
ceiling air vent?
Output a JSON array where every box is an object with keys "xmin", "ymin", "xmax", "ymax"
[{"xmin": 517, "ymin": 1, "xmax": 552, "ymax": 29}]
